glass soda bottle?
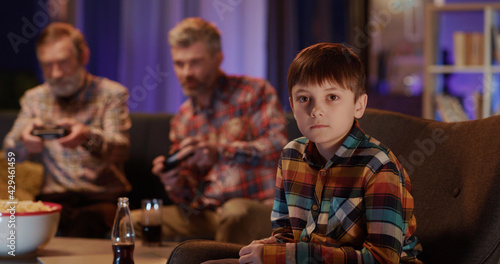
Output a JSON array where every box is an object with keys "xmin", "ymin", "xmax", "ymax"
[{"xmin": 111, "ymin": 197, "xmax": 135, "ymax": 264}]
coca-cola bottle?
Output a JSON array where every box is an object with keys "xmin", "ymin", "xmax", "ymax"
[{"xmin": 111, "ymin": 197, "xmax": 135, "ymax": 264}]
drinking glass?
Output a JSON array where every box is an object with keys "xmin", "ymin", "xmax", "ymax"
[{"xmin": 141, "ymin": 198, "xmax": 162, "ymax": 246}]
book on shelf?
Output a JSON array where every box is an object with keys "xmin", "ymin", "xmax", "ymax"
[
  {"xmin": 474, "ymin": 91, "xmax": 483, "ymax": 120},
  {"xmin": 453, "ymin": 31, "xmax": 484, "ymax": 66},
  {"xmin": 453, "ymin": 32, "xmax": 466, "ymax": 66},
  {"xmin": 468, "ymin": 32, "xmax": 483, "ymax": 66},
  {"xmin": 493, "ymin": 26, "xmax": 500, "ymax": 64},
  {"xmin": 435, "ymin": 94, "xmax": 469, "ymax": 122}
]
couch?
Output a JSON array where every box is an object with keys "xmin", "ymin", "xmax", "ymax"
[
  {"xmin": 123, "ymin": 111, "xmax": 302, "ymax": 209},
  {"xmin": 1, "ymin": 109, "xmax": 499, "ymax": 263},
  {"xmin": 0, "ymin": 110, "xmax": 301, "ymax": 209},
  {"xmin": 166, "ymin": 109, "xmax": 500, "ymax": 264}
]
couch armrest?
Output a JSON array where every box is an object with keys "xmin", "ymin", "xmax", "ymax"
[{"xmin": 167, "ymin": 239, "xmax": 242, "ymax": 264}]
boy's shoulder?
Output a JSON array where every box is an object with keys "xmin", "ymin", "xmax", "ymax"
[
  {"xmin": 358, "ymin": 135, "xmax": 389, "ymax": 154},
  {"xmin": 353, "ymin": 133, "xmax": 402, "ymax": 169},
  {"xmin": 357, "ymin": 134, "xmax": 408, "ymax": 185},
  {"xmin": 283, "ymin": 135, "xmax": 391, "ymax": 156},
  {"xmin": 280, "ymin": 137, "xmax": 308, "ymax": 159},
  {"xmin": 283, "ymin": 133, "xmax": 397, "ymax": 165},
  {"xmin": 284, "ymin": 137, "xmax": 308, "ymax": 150}
]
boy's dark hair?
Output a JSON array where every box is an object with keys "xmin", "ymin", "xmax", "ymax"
[{"xmin": 287, "ymin": 43, "xmax": 366, "ymax": 101}]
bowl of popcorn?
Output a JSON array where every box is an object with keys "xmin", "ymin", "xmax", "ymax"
[{"xmin": 0, "ymin": 200, "xmax": 62, "ymax": 256}]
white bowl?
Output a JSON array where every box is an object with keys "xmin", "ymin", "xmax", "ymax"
[{"xmin": 0, "ymin": 202, "xmax": 61, "ymax": 256}]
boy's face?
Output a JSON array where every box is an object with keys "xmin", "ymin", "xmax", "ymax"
[{"xmin": 290, "ymin": 81, "xmax": 367, "ymax": 155}]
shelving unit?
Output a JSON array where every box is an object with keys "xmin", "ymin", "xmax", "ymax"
[{"xmin": 423, "ymin": 2, "xmax": 500, "ymax": 120}]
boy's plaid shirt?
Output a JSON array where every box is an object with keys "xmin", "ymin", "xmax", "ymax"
[{"xmin": 264, "ymin": 121, "xmax": 423, "ymax": 263}]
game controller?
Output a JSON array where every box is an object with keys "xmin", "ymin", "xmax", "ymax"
[
  {"xmin": 31, "ymin": 127, "xmax": 69, "ymax": 139},
  {"xmin": 162, "ymin": 150, "xmax": 194, "ymax": 172}
]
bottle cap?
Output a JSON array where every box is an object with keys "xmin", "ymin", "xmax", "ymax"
[{"xmin": 118, "ymin": 197, "xmax": 129, "ymax": 206}]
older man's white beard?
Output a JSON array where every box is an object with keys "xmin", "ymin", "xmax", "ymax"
[{"xmin": 48, "ymin": 71, "xmax": 84, "ymax": 98}]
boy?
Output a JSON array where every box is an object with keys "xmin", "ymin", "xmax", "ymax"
[{"xmin": 239, "ymin": 43, "xmax": 423, "ymax": 263}]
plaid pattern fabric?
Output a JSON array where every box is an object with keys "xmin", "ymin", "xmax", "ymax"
[
  {"xmin": 168, "ymin": 74, "xmax": 288, "ymax": 208},
  {"xmin": 3, "ymin": 74, "xmax": 132, "ymax": 194},
  {"xmin": 264, "ymin": 121, "xmax": 423, "ymax": 263}
]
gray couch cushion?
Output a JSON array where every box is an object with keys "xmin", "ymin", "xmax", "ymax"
[
  {"xmin": 126, "ymin": 113, "xmax": 173, "ymax": 209},
  {"xmin": 359, "ymin": 109, "xmax": 500, "ymax": 264}
]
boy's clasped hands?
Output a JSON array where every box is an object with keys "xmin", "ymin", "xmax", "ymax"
[
  {"xmin": 201, "ymin": 236, "xmax": 276, "ymax": 264},
  {"xmin": 238, "ymin": 236, "xmax": 277, "ymax": 264}
]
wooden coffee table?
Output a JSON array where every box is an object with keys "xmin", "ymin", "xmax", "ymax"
[{"xmin": 0, "ymin": 237, "xmax": 177, "ymax": 264}]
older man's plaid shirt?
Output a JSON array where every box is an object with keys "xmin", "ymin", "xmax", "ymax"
[{"xmin": 167, "ymin": 74, "xmax": 288, "ymax": 209}]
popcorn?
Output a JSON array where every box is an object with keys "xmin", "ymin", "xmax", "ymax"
[{"xmin": 0, "ymin": 200, "xmax": 54, "ymax": 213}]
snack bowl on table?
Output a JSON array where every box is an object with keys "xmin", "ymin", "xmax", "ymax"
[{"xmin": 0, "ymin": 200, "xmax": 62, "ymax": 257}]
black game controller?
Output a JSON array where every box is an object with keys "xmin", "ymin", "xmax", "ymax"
[
  {"xmin": 31, "ymin": 127, "xmax": 70, "ymax": 139},
  {"xmin": 162, "ymin": 150, "xmax": 194, "ymax": 172}
]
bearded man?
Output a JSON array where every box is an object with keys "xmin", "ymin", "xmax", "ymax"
[
  {"xmin": 131, "ymin": 17, "xmax": 288, "ymax": 245},
  {"xmin": 3, "ymin": 22, "xmax": 131, "ymax": 238}
]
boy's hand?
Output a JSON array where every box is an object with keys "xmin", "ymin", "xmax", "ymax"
[
  {"xmin": 250, "ymin": 235, "xmax": 277, "ymax": 245},
  {"xmin": 238, "ymin": 243, "xmax": 264, "ymax": 264},
  {"xmin": 238, "ymin": 236, "xmax": 277, "ymax": 264},
  {"xmin": 201, "ymin": 259, "xmax": 239, "ymax": 264}
]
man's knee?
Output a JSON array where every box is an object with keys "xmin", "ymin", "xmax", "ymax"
[
  {"xmin": 130, "ymin": 209, "xmax": 143, "ymax": 237},
  {"xmin": 219, "ymin": 198, "xmax": 253, "ymax": 220},
  {"xmin": 216, "ymin": 198, "xmax": 273, "ymax": 244},
  {"xmin": 220, "ymin": 198, "xmax": 272, "ymax": 218}
]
